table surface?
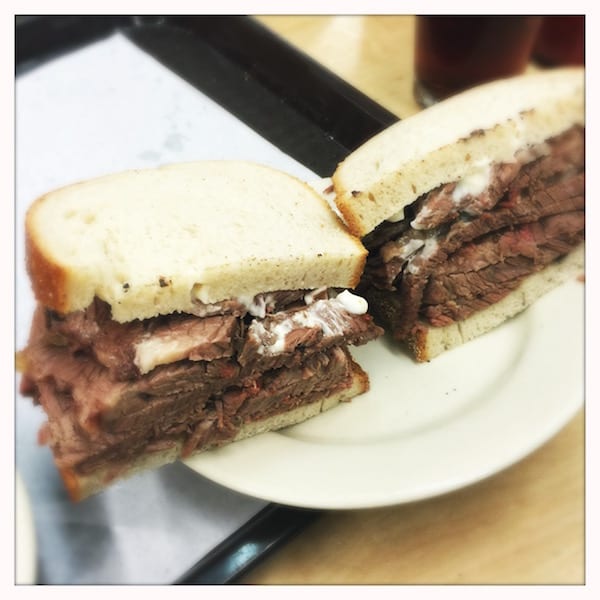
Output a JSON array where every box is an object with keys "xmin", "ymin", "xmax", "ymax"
[{"xmin": 239, "ymin": 15, "xmax": 585, "ymax": 585}]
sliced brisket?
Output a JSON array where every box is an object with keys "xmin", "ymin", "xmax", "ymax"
[
  {"xmin": 32, "ymin": 345, "xmax": 356, "ymax": 473},
  {"xmin": 21, "ymin": 288, "xmax": 382, "ymax": 478},
  {"xmin": 361, "ymin": 125, "xmax": 585, "ymax": 339},
  {"xmin": 44, "ymin": 300, "xmax": 240, "ymax": 380}
]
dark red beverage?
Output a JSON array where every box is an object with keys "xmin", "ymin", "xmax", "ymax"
[
  {"xmin": 533, "ymin": 16, "xmax": 584, "ymax": 66},
  {"xmin": 414, "ymin": 16, "xmax": 542, "ymax": 106}
]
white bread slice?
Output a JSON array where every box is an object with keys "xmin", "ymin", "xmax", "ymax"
[
  {"xmin": 59, "ymin": 360, "xmax": 369, "ymax": 502},
  {"xmin": 407, "ymin": 244, "xmax": 584, "ymax": 362},
  {"xmin": 26, "ymin": 161, "xmax": 366, "ymax": 322},
  {"xmin": 333, "ymin": 67, "xmax": 585, "ymax": 237}
]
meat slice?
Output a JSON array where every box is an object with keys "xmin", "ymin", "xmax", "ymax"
[
  {"xmin": 132, "ymin": 315, "xmax": 239, "ymax": 375},
  {"xmin": 360, "ymin": 125, "xmax": 585, "ymax": 339},
  {"xmin": 374, "ymin": 157, "xmax": 583, "ymax": 293},
  {"xmin": 421, "ymin": 210, "xmax": 584, "ymax": 324},
  {"xmin": 411, "ymin": 161, "xmax": 522, "ymax": 231},
  {"xmin": 43, "ymin": 300, "xmax": 239, "ymax": 380},
  {"xmin": 238, "ymin": 297, "xmax": 382, "ymax": 370},
  {"xmin": 34, "ymin": 344, "xmax": 357, "ymax": 474},
  {"xmin": 21, "ymin": 334, "xmax": 243, "ymax": 431}
]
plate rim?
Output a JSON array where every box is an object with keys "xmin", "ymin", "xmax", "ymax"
[{"xmin": 185, "ymin": 279, "xmax": 584, "ymax": 509}]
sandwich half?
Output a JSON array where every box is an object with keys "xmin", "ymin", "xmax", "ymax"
[
  {"xmin": 18, "ymin": 160, "xmax": 383, "ymax": 500},
  {"xmin": 332, "ymin": 67, "xmax": 584, "ymax": 361}
]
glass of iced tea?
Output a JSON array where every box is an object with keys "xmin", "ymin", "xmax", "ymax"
[
  {"xmin": 532, "ymin": 15, "xmax": 584, "ymax": 66},
  {"xmin": 414, "ymin": 15, "xmax": 542, "ymax": 107}
]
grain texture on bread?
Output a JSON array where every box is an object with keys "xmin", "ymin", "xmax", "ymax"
[
  {"xmin": 333, "ymin": 68, "xmax": 584, "ymax": 237},
  {"xmin": 26, "ymin": 160, "xmax": 367, "ymax": 322}
]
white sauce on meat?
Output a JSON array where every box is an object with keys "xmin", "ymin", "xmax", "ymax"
[
  {"xmin": 265, "ymin": 320, "xmax": 294, "ymax": 354},
  {"xmin": 237, "ymin": 293, "xmax": 274, "ymax": 318},
  {"xmin": 515, "ymin": 142, "xmax": 551, "ymax": 164},
  {"xmin": 304, "ymin": 286, "xmax": 328, "ymax": 305},
  {"xmin": 406, "ymin": 237, "xmax": 439, "ymax": 275},
  {"xmin": 384, "ymin": 136, "xmax": 552, "ymax": 227},
  {"xmin": 334, "ymin": 290, "xmax": 368, "ymax": 315},
  {"xmin": 398, "ymin": 238, "xmax": 425, "ymax": 260},
  {"xmin": 410, "ymin": 207, "xmax": 432, "ymax": 230},
  {"xmin": 250, "ymin": 290, "xmax": 368, "ymax": 356},
  {"xmin": 451, "ymin": 160, "xmax": 492, "ymax": 204}
]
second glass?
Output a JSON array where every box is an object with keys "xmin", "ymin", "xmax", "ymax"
[{"xmin": 414, "ymin": 16, "xmax": 542, "ymax": 107}]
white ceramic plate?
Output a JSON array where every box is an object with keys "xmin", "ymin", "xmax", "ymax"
[
  {"xmin": 16, "ymin": 473, "xmax": 37, "ymax": 584},
  {"xmin": 185, "ymin": 280, "xmax": 584, "ymax": 509}
]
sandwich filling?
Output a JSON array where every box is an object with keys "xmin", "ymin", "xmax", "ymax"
[
  {"xmin": 360, "ymin": 125, "xmax": 584, "ymax": 348},
  {"xmin": 19, "ymin": 289, "xmax": 382, "ymax": 488}
]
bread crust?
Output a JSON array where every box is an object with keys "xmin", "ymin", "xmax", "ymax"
[
  {"xmin": 333, "ymin": 68, "xmax": 585, "ymax": 237},
  {"xmin": 299, "ymin": 176, "xmax": 368, "ymax": 282},
  {"xmin": 25, "ymin": 210, "xmax": 70, "ymax": 314},
  {"xmin": 58, "ymin": 359, "xmax": 369, "ymax": 501},
  {"xmin": 24, "ymin": 160, "xmax": 368, "ymax": 321}
]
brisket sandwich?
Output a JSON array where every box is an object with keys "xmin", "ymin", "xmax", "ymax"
[
  {"xmin": 332, "ymin": 67, "xmax": 584, "ymax": 361},
  {"xmin": 18, "ymin": 160, "xmax": 383, "ymax": 500}
]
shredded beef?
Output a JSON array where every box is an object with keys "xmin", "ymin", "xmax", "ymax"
[
  {"xmin": 31, "ymin": 345, "xmax": 355, "ymax": 473},
  {"xmin": 21, "ymin": 287, "xmax": 382, "ymax": 477}
]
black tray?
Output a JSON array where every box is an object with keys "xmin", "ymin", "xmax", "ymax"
[{"xmin": 15, "ymin": 14, "xmax": 399, "ymax": 584}]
